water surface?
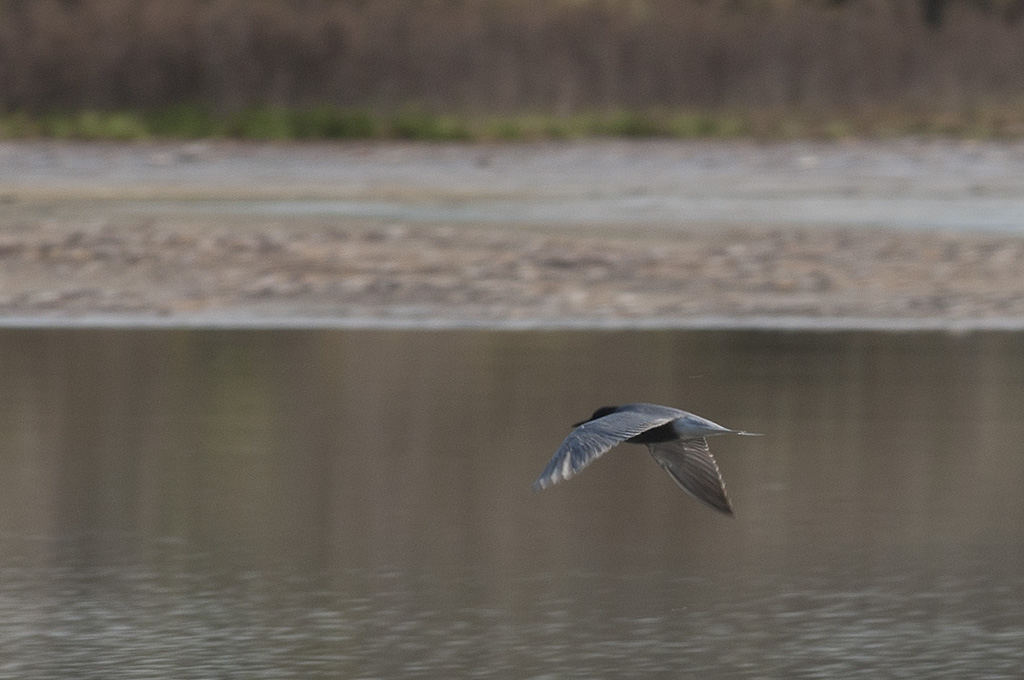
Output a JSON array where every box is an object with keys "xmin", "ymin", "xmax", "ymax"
[
  {"xmin": 0, "ymin": 329, "xmax": 1022, "ymax": 678},
  {"xmin": 5, "ymin": 140, "xmax": 1024, "ymax": 232}
]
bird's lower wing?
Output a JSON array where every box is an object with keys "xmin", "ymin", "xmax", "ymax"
[
  {"xmin": 647, "ymin": 438, "xmax": 733, "ymax": 515},
  {"xmin": 532, "ymin": 411, "xmax": 675, "ymax": 491}
]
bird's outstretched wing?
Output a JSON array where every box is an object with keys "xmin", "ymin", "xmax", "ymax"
[
  {"xmin": 647, "ymin": 438, "xmax": 733, "ymax": 515},
  {"xmin": 533, "ymin": 410, "xmax": 676, "ymax": 491}
]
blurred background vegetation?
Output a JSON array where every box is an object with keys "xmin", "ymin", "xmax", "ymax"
[{"xmin": 1, "ymin": 0, "xmax": 1023, "ymax": 140}]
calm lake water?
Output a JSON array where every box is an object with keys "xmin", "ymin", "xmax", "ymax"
[{"xmin": 0, "ymin": 328, "xmax": 1022, "ymax": 679}]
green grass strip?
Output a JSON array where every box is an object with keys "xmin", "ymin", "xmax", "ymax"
[{"xmin": 3, "ymin": 105, "xmax": 1024, "ymax": 141}]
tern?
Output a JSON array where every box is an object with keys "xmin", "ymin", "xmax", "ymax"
[{"xmin": 533, "ymin": 403, "xmax": 760, "ymax": 515}]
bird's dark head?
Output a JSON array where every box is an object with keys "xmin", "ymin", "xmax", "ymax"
[{"xmin": 573, "ymin": 405, "xmax": 619, "ymax": 428}]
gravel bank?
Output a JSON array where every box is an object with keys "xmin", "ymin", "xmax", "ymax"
[{"xmin": 3, "ymin": 216, "xmax": 1024, "ymax": 325}]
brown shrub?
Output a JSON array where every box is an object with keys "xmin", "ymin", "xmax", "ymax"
[{"xmin": 1, "ymin": 0, "xmax": 1023, "ymax": 117}]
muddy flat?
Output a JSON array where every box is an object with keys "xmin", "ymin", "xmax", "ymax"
[{"xmin": 3, "ymin": 140, "xmax": 1024, "ymax": 327}]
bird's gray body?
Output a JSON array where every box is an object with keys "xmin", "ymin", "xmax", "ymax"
[{"xmin": 533, "ymin": 403, "xmax": 759, "ymax": 515}]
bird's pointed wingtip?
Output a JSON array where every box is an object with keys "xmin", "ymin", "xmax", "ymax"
[{"xmin": 710, "ymin": 497, "xmax": 735, "ymax": 516}]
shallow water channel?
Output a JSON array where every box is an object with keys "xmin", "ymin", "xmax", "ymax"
[
  {"xmin": 0, "ymin": 328, "xmax": 1021, "ymax": 678},
  {"xmin": 6, "ymin": 140, "xmax": 1024, "ymax": 232}
]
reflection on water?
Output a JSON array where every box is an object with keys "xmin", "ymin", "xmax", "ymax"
[{"xmin": 0, "ymin": 329, "xmax": 1022, "ymax": 678}]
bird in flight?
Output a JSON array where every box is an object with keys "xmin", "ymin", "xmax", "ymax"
[{"xmin": 533, "ymin": 403, "xmax": 760, "ymax": 515}]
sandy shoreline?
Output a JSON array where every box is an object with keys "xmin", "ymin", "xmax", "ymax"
[{"xmin": 4, "ymin": 140, "xmax": 1024, "ymax": 329}]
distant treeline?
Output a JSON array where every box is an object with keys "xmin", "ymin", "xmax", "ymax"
[{"xmin": 2, "ymin": 0, "xmax": 1024, "ymax": 135}]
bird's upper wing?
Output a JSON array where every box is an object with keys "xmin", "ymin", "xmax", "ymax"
[
  {"xmin": 533, "ymin": 410, "xmax": 676, "ymax": 491},
  {"xmin": 646, "ymin": 438, "xmax": 733, "ymax": 515}
]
